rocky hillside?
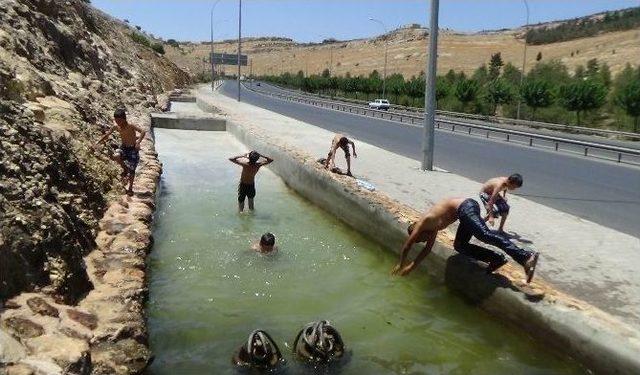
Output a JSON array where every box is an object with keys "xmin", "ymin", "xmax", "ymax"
[
  {"xmin": 1, "ymin": 1, "xmax": 188, "ymax": 371},
  {"xmin": 166, "ymin": 17, "xmax": 640, "ymax": 79}
]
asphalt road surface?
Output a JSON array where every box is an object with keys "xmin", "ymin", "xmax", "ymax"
[{"xmin": 219, "ymin": 81, "xmax": 640, "ymax": 237}]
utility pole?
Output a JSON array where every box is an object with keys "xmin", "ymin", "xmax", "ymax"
[
  {"xmin": 369, "ymin": 18, "xmax": 388, "ymax": 98},
  {"xmin": 516, "ymin": 0, "xmax": 530, "ymax": 120},
  {"xmin": 210, "ymin": 0, "xmax": 222, "ymax": 90},
  {"xmin": 329, "ymin": 45, "xmax": 334, "ymax": 76},
  {"xmin": 210, "ymin": 6, "xmax": 214, "ymax": 89},
  {"xmin": 249, "ymin": 58, "xmax": 253, "ymax": 88},
  {"xmin": 421, "ymin": 0, "xmax": 439, "ymax": 171},
  {"xmin": 237, "ymin": 0, "xmax": 242, "ymax": 101}
]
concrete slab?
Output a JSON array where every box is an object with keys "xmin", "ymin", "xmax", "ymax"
[
  {"xmin": 195, "ymin": 86, "xmax": 640, "ymax": 333},
  {"xmin": 151, "ymin": 101, "xmax": 225, "ymax": 131}
]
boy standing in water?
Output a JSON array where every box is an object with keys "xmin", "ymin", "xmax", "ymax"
[
  {"xmin": 324, "ymin": 134, "xmax": 357, "ymax": 176},
  {"xmin": 92, "ymin": 108, "xmax": 146, "ymax": 196},
  {"xmin": 480, "ymin": 173, "xmax": 523, "ymax": 232},
  {"xmin": 229, "ymin": 151, "xmax": 273, "ymax": 212}
]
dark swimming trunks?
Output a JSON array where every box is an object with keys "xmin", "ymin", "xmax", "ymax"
[
  {"xmin": 117, "ymin": 145, "xmax": 139, "ymax": 175},
  {"xmin": 338, "ymin": 137, "xmax": 350, "ymax": 157},
  {"xmin": 479, "ymin": 192, "xmax": 510, "ymax": 217},
  {"xmin": 238, "ymin": 182, "xmax": 256, "ymax": 202}
]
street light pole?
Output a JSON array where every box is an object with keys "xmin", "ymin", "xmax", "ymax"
[
  {"xmin": 421, "ymin": 0, "xmax": 440, "ymax": 171},
  {"xmin": 237, "ymin": 0, "xmax": 242, "ymax": 101},
  {"xmin": 516, "ymin": 0, "xmax": 530, "ymax": 120},
  {"xmin": 210, "ymin": 0, "xmax": 222, "ymax": 90},
  {"xmin": 369, "ymin": 17, "xmax": 388, "ymax": 98}
]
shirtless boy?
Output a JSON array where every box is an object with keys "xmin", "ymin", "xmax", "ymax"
[
  {"xmin": 392, "ymin": 197, "xmax": 539, "ymax": 283},
  {"xmin": 92, "ymin": 108, "xmax": 146, "ymax": 196},
  {"xmin": 324, "ymin": 134, "xmax": 356, "ymax": 176},
  {"xmin": 251, "ymin": 233, "xmax": 278, "ymax": 254},
  {"xmin": 229, "ymin": 151, "xmax": 273, "ymax": 212},
  {"xmin": 480, "ymin": 174, "xmax": 523, "ymax": 232}
]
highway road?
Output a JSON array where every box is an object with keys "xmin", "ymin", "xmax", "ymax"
[
  {"xmin": 255, "ymin": 81, "xmax": 640, "ymax": 152},
  {"xmin": 220, "ymin": 81, "xmax": 640, "ymax": 237}
]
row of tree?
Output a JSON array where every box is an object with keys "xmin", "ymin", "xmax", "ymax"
[
  {"xmin": 525, "ymin": 7, "xmax": 640, "ymax": 45},
  {"xmin": 258, "ymin": 54, "xmax": 640, "ymax": 132}
]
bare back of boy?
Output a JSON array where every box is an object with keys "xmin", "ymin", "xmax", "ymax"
[
  {"xmin": 392, "ymin": 198, "xmax": 464, "ymax": 276},
  {"xmin": 481, "ymin": 176, "xmax": 508, "ymax": 195},
  {"xmin": 419, "ymin": 197, "xmax": 464, "ymax": 232}
]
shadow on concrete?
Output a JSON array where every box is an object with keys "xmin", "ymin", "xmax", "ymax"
[
  {"xmin": 444, "ymin": 254, "xmax": 544, "ymax": 304},
  {"xmin": 504, "ymin": 231, "xmax": 533, "ymax": 245}
]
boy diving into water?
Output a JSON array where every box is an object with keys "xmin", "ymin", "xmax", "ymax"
[
  {"xmin": 91, "ymin": 108, "xmax": 145, "ymax": 196},
  {"xmin": 229, "ymin": 151, "xmax": 274, "ymax": 212},
  {"xmin": 392, "ymin": 197, "xmax": 539, "ymax": 283}
]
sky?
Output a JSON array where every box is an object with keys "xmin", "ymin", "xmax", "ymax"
[{"xmin": 92, "ymin": 0, "xmax": 640, "ymax": 43}]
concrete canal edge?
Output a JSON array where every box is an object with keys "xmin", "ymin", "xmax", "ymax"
[{"xmin": 212, "ymin": 114, "xmax": 640, "ymax": 374}]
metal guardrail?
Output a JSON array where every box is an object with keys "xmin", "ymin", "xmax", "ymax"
[
  {"xmin": 244, "ymin": 83, "xmax": 640, "ymax": 166},
  {"xmin": 260, "ymin": 82, "xmax": 640, "ymax": 141}
]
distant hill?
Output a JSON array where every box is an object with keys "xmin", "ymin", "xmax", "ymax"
[{"xmin": 164, "ymin": 8, "xmax": 640, "ymax": 79}]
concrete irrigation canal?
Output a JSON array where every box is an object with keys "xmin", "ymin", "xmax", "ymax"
[{"xmin": 145, "ymin": 101, "xmax": 584, "ymax": 374}]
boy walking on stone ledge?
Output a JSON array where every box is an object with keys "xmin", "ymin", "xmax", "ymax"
[{"xmin": 91, "ymin": 108, "xmax": 146, "ymax": 196}]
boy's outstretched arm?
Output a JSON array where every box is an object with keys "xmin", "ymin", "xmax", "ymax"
[
  {"xmin": 91, "ymin": 126, "xmax": 116, "ymax": 151},
  {"xmin": 486, "ymin": 183, "xmax": 506, "ymax": 218},
  {"xmin": 132, "ymin": 124, "xmax": 147, "ymax": 149},
  {"xmin": 349, "ymin": 141, "xmax": 357, "ymax": 158},
  {"xmin": 324, "ymin": 149, "xmax": 335, "ymax": 169},
  {"xmin": 392, "ymin": 219, "xmax": 428, "ymax": 275},
  {"xmin": 399, "ymin": 232, "xmax": 437, "ymax": 276}
]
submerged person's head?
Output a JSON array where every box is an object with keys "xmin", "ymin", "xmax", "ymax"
[
  {"xmin": 113, "ymin": 108, "xmax": 127, "ymax": 126},
  {"xmin": 248, "ymin": 151, "xmax": 260, "ymax": 164},
  {"xmin": 259, "ymin": 232, "xmax": 276, "ymax": 252},
  {"xmin": 507, "ymin": 173, "xmax": 523, "ymax": 190},
  {"xmin": 407, "ymin": 222, "xmax": 428, "ymax": 243}
]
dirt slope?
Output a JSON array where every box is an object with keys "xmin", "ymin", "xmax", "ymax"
[{"xmin": 166, "ymin": 25, "xmax": 640, "ymax": 78}]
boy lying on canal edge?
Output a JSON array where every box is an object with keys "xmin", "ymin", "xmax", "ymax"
[
  {"xmin": 480, "ymin": 173, "xmax": 523, "ymax": 232},
  {"xmin": 91, "ymin": 108, "xmax": 146, "ymax": 196},
  {"xmin": 392, "ymin": 197, "xmax": 539, "ymax": 283},
  {"xmin": 325, "ymin": 134, "xmax": 356, "ymax": 176},
  {"xmin": 229, "ymin": 151, "xmax": 274, "ymax": 212}
]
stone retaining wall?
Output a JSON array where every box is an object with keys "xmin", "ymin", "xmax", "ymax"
[{"xmin": 1, "ymin": 106, "xmax": 164, "ymax": 374}]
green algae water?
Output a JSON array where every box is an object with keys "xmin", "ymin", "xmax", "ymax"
[{"xmin": 148, "ymin": 128, "xmax": 582, "ymax": 374}]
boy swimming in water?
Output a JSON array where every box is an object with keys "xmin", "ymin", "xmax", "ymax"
[
  {"xmin": 91, "ymin": 108, "xmax": 146, "ymax": 196},
  {"xmin": 229, "ymin": 151, "xmax": 273, "ymax": 212},
  {"xmin": 324, "ymin": 134, "xmax": 356, "ymax": 176},
  {"xmin": 392, "ymin": 197, "xmax": 539, "ymax": 283},
  {"xmin": 252, "ymin": 233, "xmax": 278, "ymax": 254},
  {"xmin": 480, "ymin": 174, "xmax": 523, "ymax": 232}
]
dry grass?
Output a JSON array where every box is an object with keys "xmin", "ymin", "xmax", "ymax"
[{"xmin": 165, "ymin": 27, "xmax": 640, "ymax": 79}]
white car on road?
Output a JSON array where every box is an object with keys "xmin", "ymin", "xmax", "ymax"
[{"xmin": 369, "ymin": 99, "xmax": 390, "ymax": 111}]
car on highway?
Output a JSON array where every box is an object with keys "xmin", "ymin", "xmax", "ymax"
[{"xmin": 369, "ymin": 99, "xmax": 390, "ymax": 111}]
